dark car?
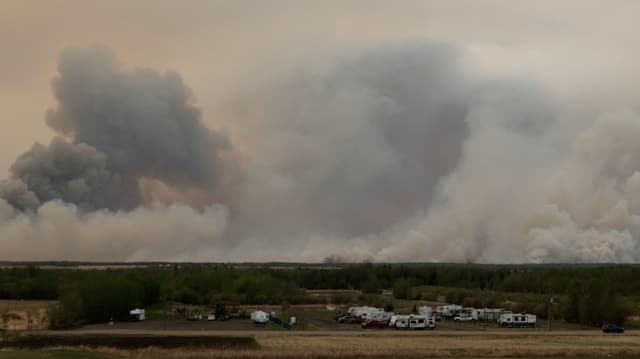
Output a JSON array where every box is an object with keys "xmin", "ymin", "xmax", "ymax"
[
  {"xmin": 362, "ymin": 319, "xmax": 387, "ymax": 328},
  {"xmin": 336, "ymin": 314, "xmax": 353, "ymax": 323},
  {"xmin": 602, "ymin": 324, "xmax": 624, "ymax": 333},
  {"xmin": 348, "ymin": 316, "xmax": 364, "ymax": 324}
]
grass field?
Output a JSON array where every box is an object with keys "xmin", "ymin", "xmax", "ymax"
[
  {"xmin": 3, "ymin": 353, "xmax": 640, "ymax": 359},
  {"xmin": 5, "ymin": 331, "xmax": 640, "ymax": 358}
]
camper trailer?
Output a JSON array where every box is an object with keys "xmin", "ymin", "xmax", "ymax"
[
  {"xmin": 418, "ymin": 306, "xmax": 433, "ymax": 318},
  {"xmin": 390, "ymin": 314, "xmax": 435, "ymax": 330},
  {"xmin": 436, "ymin": 304, "xmax": 463, "ymax": 319},
  {"xmin": 409, "ymin": 315, "xmax": 435, "ymax": 329},
  {"xmin": 389, "ymin": 315, "xmax": 410, "ymax": 328},
  {"xmin": 349, "ymin": 306, "xmax": 385, "ymax": 321},
  {"xmin": 129, "ymin": 308, "xmax": 145, "ymax": 321},
  {"xmin": 251, "ymin": 310, "xmax": 270, "ymax": 324},
  {"xmin": 498, "ymin": 313, "xmax": 536, "ymax": 327},
  {"xmin": 471, "ymin": 308, "xmax": 506, "ymax": 321}
]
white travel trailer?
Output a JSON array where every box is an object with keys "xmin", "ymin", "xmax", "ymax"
[
  {"xmin": 409, "ymin": 315, "xmax": 435, "ymax": 329},
  {"xmin": 436, "ymin": 304, "xmax": 463, "ymax": 319},
  {"xmin": 347, "ymin": 306, "xmax": 384, "ymax": 317},
  {"xmin": 251, "ymin": 310, "xmax": 270, "ymax": 324},
  {"xmin": 418, "ymin": 306, "xmax": 433, "ymax": 317},
  {"xmin": 389, "ymin": 315, "xmax": 410, "ymax": 328},
  {"xmin": 367, "ymin": 311, "xmax": 394, "ymax": 322},
  {"xmin": 498, "ymin": 313, "xmax": 536, "ymax": 327},
  {"xmin": 390, "ymin": 314, "xmax": 435, "ymax": 329},
  {"xmin": 471, "ymin": 308, "xmax": 506, "ymax": 321},
  {"xmin": 129, "ymin": 308, "xmax": 145, "ymax": 321},
  {"xmin": 350, "ymin": 306, "xmax": 384, "ymax": 320}
]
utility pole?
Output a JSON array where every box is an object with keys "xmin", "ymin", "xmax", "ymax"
[
  {"xmin": 483, "ymin": 289, "xmax": 487, "ymax": 332},
  {"xmin": 548, "ymin": 297, "xmax": 555, "ymax": 331}
]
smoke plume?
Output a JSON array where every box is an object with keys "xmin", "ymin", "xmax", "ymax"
[
  {"xmin": 2, "ymin": 42, "xmax": 640, "ymax": 263},
  {"xmin": 0, "ymin": 46, "xmax": 230, "ymax": 212}
]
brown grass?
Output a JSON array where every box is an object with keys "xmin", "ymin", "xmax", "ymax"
[
  {"xmin": 35, "ymin": 331, "xmax": 640, "ymax": 359},
  {"xmin": 0, "ymin": 300, "xmax": 54, "ymax": 330}
]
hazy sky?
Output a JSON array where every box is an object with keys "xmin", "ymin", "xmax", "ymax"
[
  {"xmin": 3, "ymin": 0, "xmax": 640, "ymax": 176},
  {"xmin": 3, "ymin": 1, "xmax": 640, "ymax": 262}
]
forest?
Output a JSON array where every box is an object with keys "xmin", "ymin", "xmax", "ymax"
[{"xmin": 0, "ymin": 263, "xmax": 636, "ymax": 327}]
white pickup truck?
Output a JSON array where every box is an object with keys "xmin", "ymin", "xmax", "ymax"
[{"xmin": 453, "ymin": 313, "xmax": 477, "ymax": 322}]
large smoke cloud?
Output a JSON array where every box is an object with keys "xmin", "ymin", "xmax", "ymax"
[
  {"xmin": 2, "ymin": 42, "xmax": 640, "ymax": 262},
  {"xmin": 0, "ymin": 46, "xmax": 230, "ymax": 212}
]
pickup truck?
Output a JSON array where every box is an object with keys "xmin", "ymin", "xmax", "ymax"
[
  {"xmin": 602, "ymin": 324, "xmax": 624, "ymax": 333},
  {"xmin": 453, "ymin": 314, "xmax": 477, "ymax": 322}
]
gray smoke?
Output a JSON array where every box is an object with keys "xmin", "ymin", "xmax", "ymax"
[
  {"xmin": 224, "ymin": 43, "xmax": 556, "ymax": 252},
  {"xmin": 227, "ymin": 44, "xmax": 472, "ymax": 240},
  {"xmin": 0, "ymin": 179, "xmax": 40, "ymax": 211},
  {"xmin": 3, "ymin": 42, "xmax": 640, "ymax": 263},
  {"xmin": 6, "ymin": 137, "xmax": 127, "ymax": 211},
  {"xmin": 47, "ymin": 47, "xmax": 230, "ymax": 191},
  {"xmin": 0, "ymin": 46, "xmax": 230, "ymax": 211}
]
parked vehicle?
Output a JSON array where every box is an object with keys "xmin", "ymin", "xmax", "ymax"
[
  {"xmin": 454, "ymin": 313, "xmax": 477, "ymax": 322},
  {"xmin": 471, "ymin": 308, "xmax": 506, "ymax": 321},
  {"xmin": 350, "ymin": 307, "xmax": 385, "ymax": 322},
  {"xmin": 207, "ymin": 314, "xmax": 216, "ymax": 321},
  {"xmin": 408, "ymin": 315, "xmax": 434, "ymax": 330},
  {"xmin": 390, "ymin": 314, "xmax": 435, "ymax": 330},
  {"xmin": 418, "ymin": 306, "xmax": 433, "ymax": 318},
  {"xmin": 602, "ymin": 324, "xmax": 624, "ymax": 333},
  {"xmin": 336, "ymin": 314, "xmax": 353, "ymax": 323},
  {"xmin": 129, "ymin": 308, "xmax": 145, "ymax": 322},
  {"xmin": 436, "ymin": 304, "xmax": 463, "ymax": 319},
  {"xmin": 389, "ymin": 315, "xmax": 409, "ymax": 328},
  {"xmin": 362, "ymin": 319, "xmax": 387, "ymax": 328},
  {"xmin": 498, "ymin": 313, "xmax": 536, "ymax": 327},
  {"xmin": 251, "ymin": 310, "xmax": 270, "ymax": 324}
]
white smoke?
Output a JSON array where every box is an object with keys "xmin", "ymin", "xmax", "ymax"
[{"xmin": 0, "ymin": 200, "xmax": 228, "ymax": 261}]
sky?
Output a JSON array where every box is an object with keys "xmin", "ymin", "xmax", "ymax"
[{"xmin": 2, "ymin": 1, "xmax": 640, "ymax": 262}]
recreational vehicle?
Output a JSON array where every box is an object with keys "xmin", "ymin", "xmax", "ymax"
[
  {"xmin": 471, "ymin": 308, "xmax": 506, "ymax": 321},
  {"xmin": 418, "ymin": 306, "xmax": 433, "ymax": 317},
  {"xmin": 251, "ymin": 310, "xmax": 270, "ymax": 324},
  {"xmin": 498, "ymin": 313, "xmax": 536, "ymax": 327},
  {"xmin": 436, "ymin": 304, "xmax": 463, "ymax": 319},
  {"xmin": 390, "ymin": 314, "xmax": 435, "ymax": 329},
  {"xmin": 129, "ymin": 308, "xmax": 145, "ymax": 321}
]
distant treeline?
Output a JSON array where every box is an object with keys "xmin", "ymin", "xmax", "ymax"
[{"xmin": 0, "ymin": 264, "xmax": 636, "ymax": 327}]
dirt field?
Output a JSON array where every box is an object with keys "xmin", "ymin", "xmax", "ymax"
[{"xmin": 1, "ymin": 300, "xmax": 54, "ymax": 331}]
